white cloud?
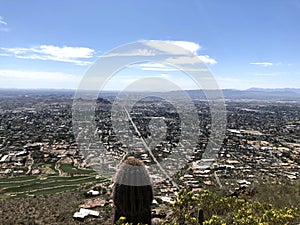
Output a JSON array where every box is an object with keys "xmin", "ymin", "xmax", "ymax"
[
  {"xmin": 165, "ymin": 40, "xmax": 201, "ymax": 54},
  {"xmin": 0, "ymin": 45, "xmax": 95, "ymax": 65},
  {"xmin": 144, "ymin": 40, "xmax": 202, "ymax": 55},
  {"xmin": 166, "ymin": 55, "xmax": 216, "ymax": 66},
  {"xmin": 148, "ymin": 40, "xmax": 217, "ymax": 64},
  {"xmin": 165, "ymin": 56, "xmax": 199, "ymax": 65},
  {"xmin": 103, "ymin": 40, "xmax": 216, "ymax": 68},
  {"xmin": 121, "ymin": 41, "xmax": 216, "ymax": 73},
  {"xmin": 250, "ymin": 62, "xmax": 273, "ymax": 67},
  {"xmin": 0, "ymin": 16, "xmax": 7, "ymax": 25},
  {"xmin": 197, "ymin": 55, "xmax": 217, "ymax": 64},
  {"xmin": 0, "ymin": 69, "xmax": 81, "ymax": 89},
  {"xmin": 0, "ymin": 53, "xmax": 10, "ymax": 57},
  {"xmin": 128, "ymin": 59, "xmax": 213, "ymax": 73},
  {"xmin": 159, "ymin": 73, "xmax": 169, "ymax": 79},
  {"xmin": 0, "ymin": 16, "xmax": 9, "ymax": 32},
  {"xmin": 103, "ymin": 49, "xmax": 156, "ymax": 57},
  {"xmin": 129, "ymin": 62, "xmax": 178, "ymax": 71}
]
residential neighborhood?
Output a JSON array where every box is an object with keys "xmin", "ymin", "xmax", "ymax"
[{"xmin": 0, "ymin": 89, "xmax": 299, "ymax": 223}]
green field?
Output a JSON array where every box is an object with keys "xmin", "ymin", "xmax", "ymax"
[
  {"xmin": 60, "ymin": 163, "xmax": 96, "ymax": 175},
  {"xmin": 0, "ymin": 175, "xmax": 38, "ymax": 182},
  {"xmin": 0, "ymin": 164, "xmax": 103, "ymax": 199}
]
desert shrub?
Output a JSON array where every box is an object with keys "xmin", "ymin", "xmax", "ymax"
[{"xmin": 161, "ymin": 187, "xmax": 300, "ymax": 225}]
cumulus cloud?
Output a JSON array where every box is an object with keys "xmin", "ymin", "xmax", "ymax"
[
  {"xmin": 197, "ymin": 55, "xmax": 217, "ymax": 64},
  {"xmin": 165, "ymin": 40, "xmax": 201, "ymax": 54},
  {"xmin": 148, "ymin": 40, "xmax": 217, "ymax": 65},
  {"xmin": 97, "ymin": 40, "xmax": 216, "ymax": 68},
  {"xmin": 111, "ymin": 40, "xmax": 217, "ymax": 74},
  {"xmin": 250, "ymin": 62, "xmax": 273, "ymax": 67},
  {"xmin": 120, "ymin": 40, "xmax": 217, "ymax": 73},
  {"xmin": 0, "ymin": 45, "xmax": 95, "ymax": 65},
  {"xmin": 144, "ymin": 40, "xmax": 201, "ymax": 56}
]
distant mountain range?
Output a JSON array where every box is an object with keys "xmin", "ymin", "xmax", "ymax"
[
  {"xmin": 246, "ymin": 88, "xmax": 300, "ymax": 93},
  {"xmin": 224, "ymin": 88, "xmax": 300, "ymax": 101},
  {"xmin": 185, "ymin": 88, "xmax": 300, "ymax": 101}
]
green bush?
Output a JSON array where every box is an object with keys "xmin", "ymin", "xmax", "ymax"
[{"xmin": 162, "ymin": 188, "xmax": 300, "ymax": 225}]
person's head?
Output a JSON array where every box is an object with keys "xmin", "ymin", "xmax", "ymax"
[
  {"xmin": 113, "ymin": 156, "xmax": 152, "ymax": 186},
  {"xmin": 112, "ymin": 156, "xmax": 153, "ymax": 225}
]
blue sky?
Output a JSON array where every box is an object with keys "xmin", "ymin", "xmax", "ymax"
[{"xmin": 0, "ymin": 0, "xmax": 299, "ymax": 90}]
